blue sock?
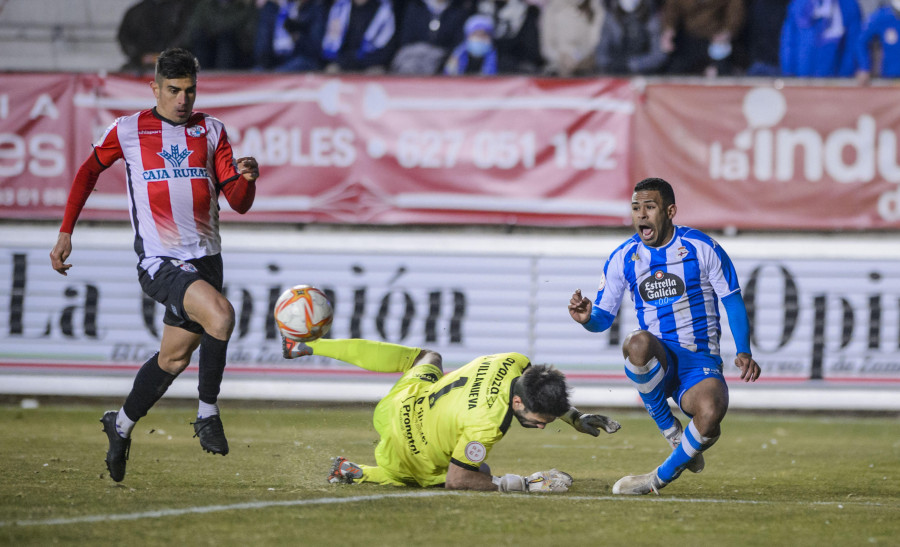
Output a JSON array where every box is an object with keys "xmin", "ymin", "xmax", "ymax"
[
  {"xmin": 657, "ymin": 419, "xmax": 719, "ymax": 482},
  {"xmin": 624, "ymin": 357, "xmax": 675, "ymax": 431}
]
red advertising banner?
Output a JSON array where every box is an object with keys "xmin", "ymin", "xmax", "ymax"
[
  {"xmin": 5, "ymin": 75, "xmax": 900, "ymax": 229},
  {"xmin": 633, "ymin": 83, "xmax": 900, "ymax": 230},
  {"xmin": 0, "ymin": 73, "xmax": 635, "ymax": 226},
  {"xmin": 0, "ymin": 74, "xmax": 79, "ymax": 211}
]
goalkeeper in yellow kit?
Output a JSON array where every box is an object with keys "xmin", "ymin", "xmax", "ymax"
[{"xmin": 283, "ymin": 337, "xmax": 620, "ymax": 493}]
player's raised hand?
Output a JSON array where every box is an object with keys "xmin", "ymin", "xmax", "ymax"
[
  {"xmin": 576, "ymin": 413, "xmax": 622, "ymax": 436},
  {"xmin": 734, "ymin": 352, "xmax": 761, "ymax": 382},
  {"xmin": 562, "ymin": 407, "xmax": 621, "ymax": 436},
  {"xmin": 50, "ymin": 232, "xmax": 73, "ymax": 276},
  {"xmin": 568, "ymin": 289, "xmax": 592, "ymax": 324},
  {"xmin": 236, "ymin": 157, "xmax": 259, "ymax": 182}
]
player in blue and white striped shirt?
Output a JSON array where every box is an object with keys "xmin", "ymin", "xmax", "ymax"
[{"xmin": 569, "ymin": 177, "xmax": 761, "ymax": 495}]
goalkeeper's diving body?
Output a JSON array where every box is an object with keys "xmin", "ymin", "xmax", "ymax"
[{"xmin": 282, "ymin": 337, "xmax": 620, "ymax": 492}]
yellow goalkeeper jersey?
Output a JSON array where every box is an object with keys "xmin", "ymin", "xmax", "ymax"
[{"xmin": 371, "ymin": 352, "xmax": 530, "ymax": 487}]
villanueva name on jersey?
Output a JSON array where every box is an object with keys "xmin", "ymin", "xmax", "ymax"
[
  {"xmin": 142, "ymin": 167, "xmax": 209, "ymax": 181},
  {"xmin": 467, "ymin": 361, "xmax": 492, "ymax": 410}
]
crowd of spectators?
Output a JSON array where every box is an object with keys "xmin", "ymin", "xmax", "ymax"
[{"xmin": 118, "ymin": 0, "xmax": 900, "ymax": 81}]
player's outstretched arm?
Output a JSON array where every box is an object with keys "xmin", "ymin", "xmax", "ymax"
[
  {"xmin": 735, "ymin": 352, "xmax": 761, "ymax": 383},
  {"xmin": 50, "ymin": 232, "xmax": 73, "ymax": 276},
  {"xmin": 445, "ymin": 462, "xmax": 499, "ymax": 491},
  {"xmin": 445, "ymin": 461, "xmax": 574, "ymax": 493},
  {"xmin": 561, "ymin": 407, "xmax": 621, "ymax": 436}
]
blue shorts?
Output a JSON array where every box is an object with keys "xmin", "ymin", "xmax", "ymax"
[
  {"xmin": 137, "ymin": 254, "xmax": 223, "ymax": 334},
  {"xmin": 659, "ymin": 339, "xmax": 726, "ymax": 416}
]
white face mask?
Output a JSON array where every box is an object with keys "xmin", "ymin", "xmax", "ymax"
[{"xmin": 619, "ymin": 0, "xmax": 640, "ymax": 12}]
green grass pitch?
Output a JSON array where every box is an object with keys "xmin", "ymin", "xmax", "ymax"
[{"xmin": 1, "ymin": 400, "xmax": 897, "ymax": 546}]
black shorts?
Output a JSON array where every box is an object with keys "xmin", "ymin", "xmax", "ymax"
[{"xmin": 138, "ymin": 254, "xmax": 224, "ymax": 334}]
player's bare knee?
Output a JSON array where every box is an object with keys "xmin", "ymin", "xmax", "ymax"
[
  {"xmin": 622, "ymin": 330, "xmax": 655, "ymax": 362},
  {"xmin": 205, "ymin": 298, "xmax": 235, "ymax": 340},
  {"xmin": 415, "ymin": 349, "xmax": 442, "ymax": 371},
  {"xmin": 692, "ymin": 401, "xmax": 726, "ymax": 435}
]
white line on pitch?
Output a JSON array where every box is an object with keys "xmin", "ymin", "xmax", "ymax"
[
  {"xmin": 550, "ymin": 495, "xmax": 892, "ymax": 507},
  {"xmin": 0, "ymin": 491, "xmax": 460, "ymax": 528},
  {"xmin": 3, "ymin": 491, "xmax": 893, "ymax": 528}
]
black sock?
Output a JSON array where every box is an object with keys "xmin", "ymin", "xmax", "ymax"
[
  {"xmin": 198, "ymin": 333, "xmax": 228, "ymax": 405},
  {"xmin": 122, "ymin": 353, "xmax": 177, "ymax": 421}
]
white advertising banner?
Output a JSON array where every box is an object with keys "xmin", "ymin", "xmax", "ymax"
[{"xmin": 3, "ymin": 229, "xmax": 899, "ymax": 393}]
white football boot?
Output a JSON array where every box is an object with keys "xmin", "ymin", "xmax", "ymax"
[{"xmin": 612, "ymin": 470, "xmax": 667, "ymax": 495}]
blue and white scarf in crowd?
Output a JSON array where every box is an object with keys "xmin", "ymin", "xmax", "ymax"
[
  {"xmin": 322, "ymin": 0, "xmax": 395, "ymax": 60},
  {"xmin": 273, "ymin": 0, "xmax": 300, "ymax": 56}
]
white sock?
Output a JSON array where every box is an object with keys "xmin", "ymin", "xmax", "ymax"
[
  {"xmin": 115, "ymin": 407, "xmax": 135, "ymax": 438},
  {"xmin": 198, "ymin": 401, "xmax": 219, "ymax": 419}
]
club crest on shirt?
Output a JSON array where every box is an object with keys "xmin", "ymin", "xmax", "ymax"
[
  {"xmin": 676, "ymin": 246, "xmax": 689, "ymax": 258},
  {"xmin": 185, "ymin": 125, "xmax": 206, "ymax": 138},
  {"xmin": 465, "ymin": 441, "xmax": 486, "ymax": 463},
  {"xmin": 639, "ymin": 270, "xmax": 685, "ymax": 305}
]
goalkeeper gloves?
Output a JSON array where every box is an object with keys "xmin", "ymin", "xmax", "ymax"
[
  {"xmin": 494, "ymin": 469, "xmax": 573, "ymax": 493},
  {"xmin": 562, "ymin": 408, "xmax": 621, "ymax": 437}
]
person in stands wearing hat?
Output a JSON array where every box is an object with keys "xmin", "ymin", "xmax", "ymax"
[{"xmin": 444, "ymin": 13, "xmax": 498, "ymax": 74}]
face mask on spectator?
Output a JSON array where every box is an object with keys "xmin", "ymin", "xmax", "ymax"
[
  {"xmin": 708, "ymin": 41, "xmax": 732, "ymax": 61},
  {"xmin": 619, "ymin": 0, "xmax": 640, "ymax": 12},
  {"xmin": 466, "ymin": 38, "xmax": 493, "ymax": 58}
]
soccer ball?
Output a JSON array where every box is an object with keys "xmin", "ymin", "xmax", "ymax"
[{"xmin": 273, "ymin": 285, "xmax": 333, "ymax": 342}]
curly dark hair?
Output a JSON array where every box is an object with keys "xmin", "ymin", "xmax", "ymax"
[
  {"xmin": 517, "ymin": 364, "xmax": 571, "ymax": 417},
  {"xmin": 155, "ymin": 48, "xmax": 200, "ymax": 82},
  {"xmin": 634, "ymin": 177, "xmax": 676, "ymax": 207}
]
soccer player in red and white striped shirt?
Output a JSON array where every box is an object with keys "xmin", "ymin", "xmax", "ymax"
[{"xmin": 50, "ymin": 48, "xmax": 259, "ymax": 482}]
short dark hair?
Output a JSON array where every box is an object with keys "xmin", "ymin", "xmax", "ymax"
[
  {"xmin": 634, "ymin": 177, "xmax": 676, "ymax": 207},
  {"xmin": 155, "ymin": 48, "xmax": 200, "ymax": 82},
  {"xmin": 517, "ymin": 365, "xmax": 570, "ymax": 417}
]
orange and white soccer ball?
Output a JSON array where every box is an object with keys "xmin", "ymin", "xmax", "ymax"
[{"xmin": 273, "ymin": 285, "xmax": 333, "ymax": 342}]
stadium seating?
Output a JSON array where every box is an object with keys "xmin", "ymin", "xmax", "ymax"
[{"xmin": 0, "ymin": 0, "xmax": 127, "ymax": 71}]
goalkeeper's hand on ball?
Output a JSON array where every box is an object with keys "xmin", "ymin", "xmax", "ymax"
[
  {"xmin": 562, "ymin": 408, "xmax": 621, "ymax": 437},
  {"xmin": 495, "ymin": 469, "xmax": 573, "ymax": 493}
]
